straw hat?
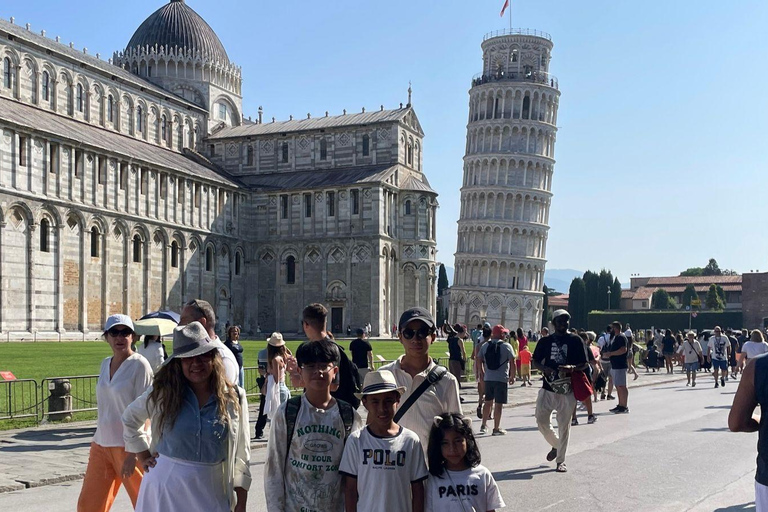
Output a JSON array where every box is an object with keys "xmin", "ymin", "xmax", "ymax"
[
  {"xmin": 355, "ymin": 370, "xmax": 406, "ymax": 400},
  {"xmin": 268, "ymin": 332, "xmax": 285, "ymax": 347}
]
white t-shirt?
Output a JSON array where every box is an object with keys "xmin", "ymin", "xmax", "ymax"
[
  {"xmin": 677, "ymin": 340, "xmax": 702, "ymax": 364},
  {"xmin": 212, "ymin": 336, "xmax": 239, "ymax": 384},
  {"xmin": 93, "ymin": 353, "xmax": 153, "ymax": 447},
  {"xmin": 379, "ymin": 357, "xmax": 462, "ymax": 456},
  {"xmin": 136, "ymin": 340, "xmax": 165, "ymax": 373},
  {"xmin": 264, "ymin": 394, "xmax": 363, "ymax": 512},
  {"xmin": 597, "ymin": 333, "xmax": 611, "ymax": 360},
  {"xmin": 339, "ymin": 426, "xmax": 428, "ymax": 512},
  {"xmin": 707, "ymin": 336, "xmax": 730, "ymax": 361},
  {"xmin": 425, "ymin": 465, "xmax": 505, "ymax": 512},
  {"xmin": 743, "ymin": 341, "xmax": 768, "ymax": 359}
]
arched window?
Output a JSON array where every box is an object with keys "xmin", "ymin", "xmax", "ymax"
[
  {"xmin": 362, "ymin": 134, "xmax": 370, "ymax": 156},
  {"xmin": 107, "ymin": 95, "xmax": 114, "ymax": 123},
  {"xmin": 407, "ymin": 140, "xmax": 413, "ymax": 166},
  {"xmin": 42, "ymin": 71, "xmax": 50, "ymax": 102},
  {"xmin": 161, "ymin": 115, "xmax": 168, "ymax": 143},
  {"xmin": 40, "ymin": 218, "xmax": 50, "ymax": 253},
  {"xmin": 247, "ymin": 145, "xmax": 254, "ymax": 166},
  {"xmin": 281, "ymin": 142, "xmax": 288, "ymax": 163},
  {"xmin": 205, "ymin": 246, "xmax": 214, "ymax": 272},
  {"xmin": 171, "ymin": 241, "xmax": 179, "ymax": 268},
  {"xmin": 286, "ymin": 256, "xmax": 296, "ymax": 284},
  {"xmin": 3, "ymin": 57, "xmax": 11, "ymax": 89},
  {"xmin": 76, "ymin": 84, "xmax": 84, "ymax": 112},
  {"xmin": 132, "ymin": 235, "xmax": 142, "ymax": 263},
  {"xmin": 405, "ymin": 200, "xmax": 412, "ymax": 215},
  {"xmin": 136, "ymin": 105, "xmax": 143, "ymax": 133},
  {"xmin": 90, "ymin": 227, "xmax": 100, "ymax": 258},
  {"xmin": 522, "ymin": 96, "xmax": 530, "ymax": 119},
  {"xmin": 235, "ymin": 252, "xmax": 242, "ymax": 276},
  {"xmin": 319, "ymin": 138, "xmax": 328, "ymax": 160}
]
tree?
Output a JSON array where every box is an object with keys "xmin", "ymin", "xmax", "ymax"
[
  {"xmin": 598, "ymin": 269, "xmax": 613, "ymax": 311},
  {"xmin": 703, "ymin": 258, "xmax": 722, "ymax": 276},
  {"xmin": 715, "ymin": 284, "xmax": 726, "ymax": 305},
  {"xmin": 611, "ymin": 277, "xmax": 622, "ymax": 309},
  {"xmin": 652, "ymin": 288, "xmax": 677, "ymax": 310},
  {"xmin": 681, "ymin": 284, "xmax": 697, "ymax": 307},
  {"xmin": 680, "ymin": 267, "xmax": 704, "ymax": 277},
  {"xmin": 705, "ymin": 283, "xmax": 725, "ymax": 310},
  {"xmin": 437, "ymin": 264, "xmax": 449, "ymax": 296},
  {"xmin": 568, "ymin": 277, "xmax": 587, "ymax": 329},
  {"xmin": 583, "ymin": 270, "xmax": 600, "ymax": 313}
]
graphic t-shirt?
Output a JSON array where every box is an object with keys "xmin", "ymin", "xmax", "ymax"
[
  {"xmin": 609, "ymin": 334, "xmax": 629, "ymax": 370},
  {"xmin": 264, "ymin": 394, "xmax": 364, "ymax": 512},
  {"xmin": 339, "ymin": 426, "xmax": 428, "ymax": 512},
  {"xmin": 708, "ymin": 336, "xmax": 730, "ymax": 361},
  {"xmin": 425, "ymin": 465, "xmax": 506, "ymax": 512},
  {"xmin": 532, "ymin": 333, "xmax": 587, "ymax": 393}
]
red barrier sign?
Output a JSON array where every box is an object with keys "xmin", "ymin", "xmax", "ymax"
[{"xmin": 0, "ymin": 371, "xmax": 16, "ymax": 381}]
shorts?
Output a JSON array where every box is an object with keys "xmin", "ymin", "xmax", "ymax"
[
  {"xmin": 756, "ymin": 480, "xmax": 768, "ymax": 512},
  {"xmin": 601, "ymin": 360, "xmax": 612, "ymax": 374},
  {"xmin": 684, "ymin": 362, "xmax": 699, "ymax": 372},
  {"xmin": 520, "ymin": 363, "xmax": 531, "ymax": 377},
  {"xmin": 611, "ymin": 368, "xmax": 628, "ymax": 387},
  {"xmin": 712, "ymin": 359, "xmax": 728, "ymax": 371},
  {"xmin": 484, "ymin": 380, "xmax": 509, "ymax": 404}
]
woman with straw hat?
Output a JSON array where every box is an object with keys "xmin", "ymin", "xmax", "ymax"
[
  {"xmin": 265, "ymin": 332, "xmax": 291, "ymax": 419},
  {"xmin": 122, "ymin": 322, "xmax": 251, "ymax": 512}
]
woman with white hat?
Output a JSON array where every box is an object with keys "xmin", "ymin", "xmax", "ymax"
[
  {"xmin": 264, "ymin": 332, "xmax": 291, "ymax": 419},
  {"xmin": 77, "ymin": 314, "xmax": 153, "ymax": 512},
  {"xmin": 122, "ymin": 321, "xmax": 251, "ymax": 512}
]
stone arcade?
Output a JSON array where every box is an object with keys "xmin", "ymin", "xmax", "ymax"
[{"xmin": 0, "ymin": 0, "xmax": 437, "ymax": 338}]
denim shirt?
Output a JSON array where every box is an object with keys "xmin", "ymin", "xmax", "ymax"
[{"xmin": 156, "ymin": 386, "xmax": 228, "ymax": 463}]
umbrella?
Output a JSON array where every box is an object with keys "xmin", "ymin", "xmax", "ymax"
[
  {"xmin": 140, "ymin": 310, "xmax": 181, "ymax": 323},
  {"xmin": 133, "ymin": 318, "xmax": 178, "ymax": 337}
]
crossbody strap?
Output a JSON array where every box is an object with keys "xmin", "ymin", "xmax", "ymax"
[{"xmin": 393, "ymin": 365, "xmax": 447, "ymax": 423}]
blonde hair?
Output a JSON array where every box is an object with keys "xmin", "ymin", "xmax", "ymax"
[
  {"xmin": 149, "ymin": 352, "xmax": 239, "ymax": 435},
  {"xmin": 751, "ymin": 329, "xmax": 765, "ymax": 343}
]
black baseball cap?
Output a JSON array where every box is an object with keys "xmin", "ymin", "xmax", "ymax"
[{"xmin": 398, "ymin": 307, "xmax": 435, "ymax": 332}]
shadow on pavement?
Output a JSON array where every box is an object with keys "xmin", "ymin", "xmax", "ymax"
[
  {"xmin": 0, "ymin": 441, "xmax": 92, "ymax": 452},
  {"xmin": 11, "ymin": 427, "xmax": 94, "ymax": 442},
  {"xmin": 492, "ymin": 465, "xmax": 553, "ymax": 481},
  {"xmin": 713, "ymin": 503, "xmax": 755, "ymax": 511},
  {"xmin": 705, "ymin": 405, "xmax": 733, "ymax": 410},
  {"xmin": 696, "ymin": 427, "xmax": 731, "ymax": 433}
]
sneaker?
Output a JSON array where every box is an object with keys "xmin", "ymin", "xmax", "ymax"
[
  {"xmin": 571, "ymin": 418, "xmax": 578, "ymax": 426},
  {"xmin": 721, "ymin": 377, "xmax": 726, "ymax": 387},
  {"xmin": 607, "ymin": 395, "xmax": 616, "ymax": 400},
  {"xmin": 692, "ymin": 382, "xmax": 696, "ymax": 387},
  {"xmin": 476, "ymin": 405, "xmax": 483, "ymax": 419},
  {"xmin": 492, "ymin": 429, "xmax": 506, "ymax": 436},
  {"xmin": 460, "ymin": 397, "xmax": 465, "ymax": 403},
  {"xmin": 521, "ymin": 382, "xmax": 527, "ymax": 387},
  {"xmin": 615, "ymin": 406, "xmax": 629, "ymax": 414},
  {"xmin": 556, "ymin": 462, "xmax": 568, "ymax": 473},
  {"xmin": 600, "ymin": 393, "xmax": 606, "ymax": 400},
  {"xmin": 546, "ymin": 448, "xmax": 558, "ymax": 462},
  {"xmin": 609, "ymin": 405, "xmax": 622, "ymax": 413},
  {"xmin": 686, "ymin": 382, "xmax": 690, "ymax": 386},
  {"xmin": 479, "ymin": 425, "xmax": 487, "ymax": 435},
  {"xmin": 588, "ymin": 415, "xmax": 598, "ymax": 424},
  {"xmin": 715, "ymin": 382, "xmax": 719, "ymax": 388}
]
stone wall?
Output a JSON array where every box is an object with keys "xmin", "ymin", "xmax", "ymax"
[{"xmin": 742, "ymin": 272, "xmax": 768, "ymax": 328}]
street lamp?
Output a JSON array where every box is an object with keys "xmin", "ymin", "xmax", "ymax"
[{"xmin": 607, "ymin": 287, "xmax": 612, "ymax": 310}]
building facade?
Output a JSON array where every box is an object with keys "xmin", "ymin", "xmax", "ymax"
[
  {"xmin": 0, "ymin": 0, "xmax": 436, "ymax": 338},
  {"xmin": 449, "ymin": 29, "xmax": 560, "ymax": 332}
]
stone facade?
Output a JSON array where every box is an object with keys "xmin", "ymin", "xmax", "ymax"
[
  {"xmin": 0, "ymin": 2, "xmax": 436, "ymax": 338},
  {"xmin": 449, "ymin": 29, "xmax": 560, "ymax": 332},
  {"xmin": 741, "ymin": 272, "xmax": 768, "ymax": 329}
]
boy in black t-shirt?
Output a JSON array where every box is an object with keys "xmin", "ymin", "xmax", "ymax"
[
  {"xmin": 349, "ymin": 328, "xmax": 373, "ymax": 381},
  {"xmin": 531, "ymin": 309, "xmax": 588, "ymax": 473}
]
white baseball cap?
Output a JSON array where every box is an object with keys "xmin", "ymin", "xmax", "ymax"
[{"xmin": 104, "ymin": 314, "xmax": 134, "ymax": 333}]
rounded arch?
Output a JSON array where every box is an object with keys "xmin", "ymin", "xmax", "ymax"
[{"xmin": 211, "ymin": 94, "xmax": 241, "ymax": 126}]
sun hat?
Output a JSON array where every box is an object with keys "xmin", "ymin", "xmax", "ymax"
[
  {"xmin": 398, "ymin": 307, "xmax": 435, "ymax": 331},
  {"xmin": 552, "ymin": 309, "xmax": 571, "ymax": 320},
  {"xmin": 268, "ymin": 332, "xmax": 285, "ymax": 347},
  {"xmin": 162, "ymin": 321, "xmax": 217, "ymax": 365},
  {"xmin": 354, "ymin": 370, "xmax": 406, "ymax": 400},
  {"xmin": 104, "ymin": 314, "xmax": 134, "ymax": 333}
]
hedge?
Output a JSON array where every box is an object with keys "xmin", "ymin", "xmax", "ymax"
[{"xmin": 587, "ymin": 310, "xmax": 743, "ymax": 332}]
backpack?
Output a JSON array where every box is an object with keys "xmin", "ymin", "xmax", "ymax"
[
  {"xmin": 330, "ymin": 342, "xmax": 362, "ymax": 409},
  {"xmin": 484, "ymin": 340, "xmax": 507, "ymax": 371},
  {"xmin": 284, "ymin": 395, "xmax": 355, "ymax": 462}
]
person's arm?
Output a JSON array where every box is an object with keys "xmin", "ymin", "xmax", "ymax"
[
  {"xmin": 411, "ymin": 480, "xmax": 425, "ymax": 512},
  {"xmin": 459, "ymin": 339, "xmax": 467, "ymax": 361},
  {"xmin": 367, "ymin": 344, "xmax": 374, "ymax": 370},
  {"xmin": 234, "ymin": 488, "xmax": 248, "ymax": 512},
  {"xmin": 729, "ymin": 358, "xmax": 760, "ymax": 432},
  {"xmin": 344, "ymin": 476, "xmax": 358, "ymax": 512},
  {"xmin": 286, "ymin": 355, "xmax": 304, "ymax": 388},
  {"xmin": 233, "ymin": 389, "xmax": 252, "ymax": 512},
  {"xmin": 264, "ymin": 404, "xmax": 288, "ymax": 511}
]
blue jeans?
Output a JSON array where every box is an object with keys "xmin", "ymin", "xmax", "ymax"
[{"xmin": 238, "ymin": 368, "xmax": 244, "ymax": 388}]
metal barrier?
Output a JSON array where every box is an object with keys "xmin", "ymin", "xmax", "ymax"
[
  {"xmin": 242, "ymin": 367, "xmax": 263, "ymax": 399},
  {"xmin": 0, "ymin": 379, "xmax": 40, "ymax": 421},
  {"xmin": 40, "ymin": 375, "xmax": 99, "ymax": 421}
]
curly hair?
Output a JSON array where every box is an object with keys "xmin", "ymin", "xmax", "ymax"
[
  {"xmin": 427, "ymin": 413, "xmax": 481, "ymax": 478},
  {"xmin": 148, "ymin": 352, "xmax": 239, "ymax": 436}
]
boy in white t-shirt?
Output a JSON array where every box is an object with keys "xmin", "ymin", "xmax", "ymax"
[{"xmin": 340, "ymin": 370, "xmax": 428, "ymax": 512}]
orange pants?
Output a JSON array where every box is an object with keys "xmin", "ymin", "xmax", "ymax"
[{"xmin": 77, "ymin": 442, "xmax": 143, "ymax": 512}]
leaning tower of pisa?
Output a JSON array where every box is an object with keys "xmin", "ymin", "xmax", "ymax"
[{"xmin": 449, "ymin": 29, "xmax": 560, "ymax": 332}]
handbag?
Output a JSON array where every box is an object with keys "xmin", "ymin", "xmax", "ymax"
[
  {"xmin": 546, "ymin": 374, "xmax": 572, "ymax": 395},
  {"xmin": 571, "ymin": 370, "xmax": 593, "ymax": 402},
  {"xmin": 688, "ymin": 340, "xmax": 703, "ymax": 366}
]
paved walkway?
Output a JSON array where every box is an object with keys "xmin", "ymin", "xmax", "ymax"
[{"xmin": 0, "ymin": 369, "xmax": 691, "ymax": 493}]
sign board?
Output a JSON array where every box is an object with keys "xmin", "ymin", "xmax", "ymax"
[
  {"xmin": 0, "ymin": 371, "xmax": 16, "ymax": 381},
  {"xmin": 376, "ymin": 354, "xmax": 386, "ymax": 362},
  {"xmin": 691, "ymin": 299, "xmax": 701, "ymax": 306}
]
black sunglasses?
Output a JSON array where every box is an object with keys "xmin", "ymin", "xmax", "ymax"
[
  {"xmin": 402, "ymin": 326, "xmax": 434, "ymax": 340},
  {"xmin": 107, "ymin": 328, "xmax": 133, "ymax": 337}
]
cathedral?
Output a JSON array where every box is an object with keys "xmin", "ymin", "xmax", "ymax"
[{"xmin": 0, "ymin": 0, "xmax": 437, "ymax": 338}]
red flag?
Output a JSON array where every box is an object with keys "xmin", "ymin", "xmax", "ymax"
[{"xmin": 500, "ymin": 0, "xmax": 509, "ymax": 17}]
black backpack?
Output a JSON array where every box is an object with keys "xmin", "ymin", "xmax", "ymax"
[{"xmin": 484, "ymin": 340, "xmax": 506, "ymax": 371}]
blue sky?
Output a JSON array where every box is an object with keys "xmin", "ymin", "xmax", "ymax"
[{"xmin": 5, "ymin": 0, "xmax": 767, "ymax": 283}]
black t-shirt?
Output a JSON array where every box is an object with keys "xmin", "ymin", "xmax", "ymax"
[
  {"xmin": 447, "ymin": 335, "xmax": 463, "ymax": 361},
  {"xmin": 532, "ymin": 333, "xmax": 588, "ymax": 393},
  {"xmin": 349, "ymin": 338, "xmax": 372, "ymax": 368},
  {"xmin": 610, "ymin": 334, "xmax": 630, "ymax": 370},
  {"xmin": 661, "ymin": 336, "xmax": 675, "ymax": 354},
  {"xmin": 224, "ymin": 339, "xmax": 244, "ymax": 368}
]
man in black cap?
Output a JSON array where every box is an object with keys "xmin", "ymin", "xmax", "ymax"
[{"xmin": 379, "ymin": 307, "xmax": 462, "ymax": 453}]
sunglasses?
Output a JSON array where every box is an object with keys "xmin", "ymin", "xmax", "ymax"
[
  {"xmin": 184, "ymin": 351, "xmax": 217, "ymax": 363},
  {"xmin": 402, "ymin": 326, "xmax": 434, "ymax": 340},
  {"xmin": 300, "ymin": 363, "xmax": 335, "ymax": 374},
  {"xmin": 107, "ymin": 328, "xmax": 133, "ymax": 337}
]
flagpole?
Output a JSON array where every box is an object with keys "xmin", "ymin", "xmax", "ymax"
[{"xmin": 509, "ymin": 0, "xmax": 512, "ymax": 30}]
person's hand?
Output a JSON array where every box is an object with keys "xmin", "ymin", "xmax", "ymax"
[
  {"xmin": 121, "ymin": 452, "xmax": 137, "ymax": 479},
  {"xmin": 137, "ymin": 451, "xmax": 158, "ymax": 473},
  {"xmin": 285, "ymin": 355, "xmax": 298, "ymax": 375}
]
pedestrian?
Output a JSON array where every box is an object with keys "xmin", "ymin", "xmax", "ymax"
[
  {"xmin": 519, "ymin": 344, "xmax": 533, "ymax": 387},
  {"xmin": 446, "ymin": 324, "xmax": 467, "ymax": 387},
  {"xmin": 473, "ymin": 323, "xmax": 492, "ymax": 418},
  {"xmin": 287, "ymin": 303, "xmax": 362, "ymax": 409},
  {"xmin": 742, "ymin": 330, "xmax": 768, "ymax": 361},
  {"xmin": 349, "ymin": 327, "xmax": 374, "ymax": 382},
  {"xmin": 478, "ymin": 325, "xmax": 515, "ymax": 436},
  {"xmin": 707, "ymin": 326, "xmax": 731, "ymax": 388},
  {"xmin": 572, "ymin": 331, "xmax": 599, "ymax": 425},
  {"xmin": 737, "ymin": 328, "xmax": 750, "ymax": 375},
  {"xmin": 644, "ymin": 344, "xmax": 661, "ymax": 372},
  {"xmin": 626, "ymin": 332, "xmax": 640, "ymax": 381},
  {"xmin": 340, "ymin": 370, "xmax": 428, "ymax": 512},
  {"xmin": 137, "ymin": 335, "xmax": 166, "ymax": 374},
  {"xmin": 224, "ymin": 326, "xmax": 244, "ymax": 387},
  {"xmin": 77, "ymin": 314, "xmax": 153, "ymax": 512},
  {"xmin": 122, "ymin": 322, "xmax": 251, "ymax": 512},
  {"xmin": 727, "ymin": 328, "xmax": 741, "ymax": 379},
  {"xmin": 264, "ymin": 332, "xmax": 291, "ymax": 419},
  {"xmin": 265, "ymin": 339, "xmax": 363, "ymax": 511},
  {"xmin": 425, "ymin": 413, "xmax": 505, "ymax": 512},
  {"xmin": 379, "ymin": 307, "xmax": 462, "ymax": 454},
  {"xmin": 253, "ymin": 344, "xmax": 269, "ymax": 440},
  {"xmin": 728, "ymin": 351, "xmax": 768, "ymax": 510},
  {"xmin": 531, "ymin": 309, "xmax": 588, "ymax": 473},
  {"xmin": 597, "ymin": 325, "xmax": 614, "ymax": 400},
  {"xmin": 661, "ymin": 329, "xmax": 676, "ymax": 374},
  {"xmin": 516, "ymin": 327, "xmax": 528, "ymax": 376},
  {"xmin": 179, "ymin": 299, "xmax": 239, "ymax": 385},
  {"xmin": 347, "ymin": 325, "xmax": 352, "ymax": 336},
  {"xmin": 679, "ymin": 331, "xmax": 703, "ymax": 387},
  {"xmin": 604, "ymin": 321, "xmax": 631, "ymax": 414}
]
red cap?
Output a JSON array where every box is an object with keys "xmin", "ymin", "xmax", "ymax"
[{"xmin": 491, "ymin": 325, "xmax": 505, "ymax": 339}]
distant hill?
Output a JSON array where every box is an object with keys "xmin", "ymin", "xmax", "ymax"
[{"xmin": 544, "ymin": 269, "xmax": 584, "ymax": 294}]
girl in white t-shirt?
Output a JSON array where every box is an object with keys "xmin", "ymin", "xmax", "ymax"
[{"xmin": 426, "ymin": 413, "xmax": 505, "ymax": 512}]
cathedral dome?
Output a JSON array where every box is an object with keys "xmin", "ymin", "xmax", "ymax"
[{"xmin": 125, "ymin": 0, "xmax": 229, "ymax": 65}]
